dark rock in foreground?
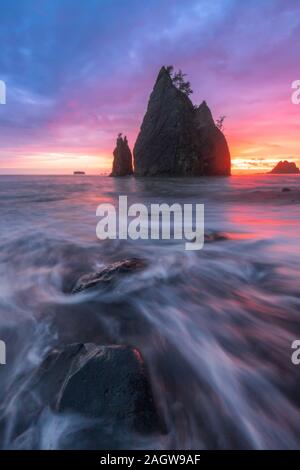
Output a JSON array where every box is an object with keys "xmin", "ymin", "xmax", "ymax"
[
  {"xmin": 72, "ymin": 258, "xmax": 147, "ymax": 294},
  {"xmin": 133, "ymin": 66, "xmax": 231, "ymax": 176},
  {"xmin": 269, "ymin": 160, "xmax": 300, "ymax": 174},
  {"xmin": 110, "ymin": 135, "xmax": 133, "ymax": 177},
  {"xmin": 22, "ymin": 343, "xmax": 162, "ymax": 449},
  {"xmin": 57, "ymin": 345, "xmax": 160, "ymax": 432}
]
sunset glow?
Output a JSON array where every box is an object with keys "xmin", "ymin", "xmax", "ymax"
[{"xmin": 0, "ymin": 0, "xmax": 299, "ymax": 175}]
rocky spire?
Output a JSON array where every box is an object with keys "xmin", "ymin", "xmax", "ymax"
[
  {"xmin": 110, "ymin": 134, "xmax": 133, "ymax": 177},
  {"xmin": 194, "ymin": 101, "xmax": 231, "ymax": 176},
  {"xmin": 195, "ymin": 101, "xmax": 215, "ymax": 127},
  {"xmin": 133, "ymin": 66, "xmax": 231, "ymax": 176}
]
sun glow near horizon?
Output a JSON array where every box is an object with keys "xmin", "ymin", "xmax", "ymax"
[
  {"xmin": 0, "ymin": 148, "xmax": 299, "ymax": 176},
  {"xmin": 230, "ymin": 138, "xmax": 300, "ymax": 174},
  {"xmin": 0, "ymin": 133, "xmax": 300, "ymax": 175},
  {"xmin": 0, "ymin": 151, "xmax": 112, "ymax": 175}
]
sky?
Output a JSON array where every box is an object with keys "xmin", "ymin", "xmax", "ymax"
[{"xmin": 0, "ymin": 0, "xmax": 299, "ymax": 175}]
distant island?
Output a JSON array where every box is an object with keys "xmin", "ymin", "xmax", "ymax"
[
  {"xmin": 110, "ymin": 66, "xmax": 231, "ymax": 177},
  {"xmin": 73, "ymin": 171, "xmax": 86, "ymax": 175},
  {"xmin": 269, "ymin": 161, "xmax": 300, "ymax": 174}
]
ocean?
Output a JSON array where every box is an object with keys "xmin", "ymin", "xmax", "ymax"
[{"xmin": 0, "ymin": 174, "xmax": 300, "ymax": 449}]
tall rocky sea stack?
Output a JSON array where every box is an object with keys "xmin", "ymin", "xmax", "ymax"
[
  {"xmin": 133, "ymin": 66, "xmax": 231, "ymax": 176},
  {"xmin": 110, "ymin": 135, "xmax": 133, "ymax": 177}
]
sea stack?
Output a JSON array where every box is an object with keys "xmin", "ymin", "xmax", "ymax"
[
  {"xmin": 110, "ymin": 134, "xmax": 133, "ymax": 177},
  {"xmin": 133, "ymin": 66, "xmax": 231, "ymax": 176},
  {"xmin": 269, "ymin": 160, "xmax": 300, "ymax": 174}
]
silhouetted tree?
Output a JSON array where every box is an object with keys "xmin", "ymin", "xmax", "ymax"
[
  {"xmin": 171, "ymin": 68, "xmax": 193, "ymax": 96},
  {"xmin": 166, "ymin": 65, "xmax": 174, "ymax": 76},
  {"xmin": 216, "ymin": 115, "xmax": 226, "ymax": 132},
  {"xmin": 172, "ymin": 69, "xmax": 185, "ymax": 87},
  {"xmin": 178, "ymin": 80, "xmax": 193, "ymax": 96},
  {"xmin": 164, "ymin": 66, "xmax": 193, "ymax": 96}
]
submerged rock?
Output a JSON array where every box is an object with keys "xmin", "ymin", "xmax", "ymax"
[
  {"xmin": 133, "ymin": 66, "xmax": 231, "ymax": 176},
  {"xmin": 110, "ymin": 135, "xmax": 133, "ymax": 177},
  {"xmin": 72, "ymin": 258, "xmax": 147, "ymax": 294},
  {"xmin": 269, "ymin": 161, "xmax": 300, "ymax": 174},
  {"xmin": 204, "ymin": 231, "xmax": 229, "ymax": 243}
]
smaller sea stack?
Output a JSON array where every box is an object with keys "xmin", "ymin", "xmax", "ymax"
[
  {"xmin": 110, "ymin": 134, "xmax": 133, "ymax": 177},
  {"xmin": 269, "ymin": 160, "xmax": 300, "ymax": 174}
]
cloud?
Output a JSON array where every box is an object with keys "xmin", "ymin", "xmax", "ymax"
[{"xmin": 0, "ymin": 0, "xmax": 300, "ymax": 172}]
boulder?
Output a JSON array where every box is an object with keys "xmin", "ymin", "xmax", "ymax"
[
  {"xmin": 269, "ymin": 160, "xmax": 300, "ymax": 174},
  {"xmin": 16, "ymin": 343, "xmax": 162, "ymax": 449},
  {"xmin": 110, "ymin": 135, "xmax": 133, "ymax": 177},
  {"xmin": 72, "ymin": 258, "xmax": 147, "ymax": 294},
  {"xmin": 133, "ymin": 66, "xmax": 231, "ymax": 176},
  {"xmin": 56, "ymin": 344, "xmax": 160, "ymax": 434}
]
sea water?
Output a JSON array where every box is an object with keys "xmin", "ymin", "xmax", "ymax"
[{"xmin": 0, "ymin": 174, "xmax": 300, "ymax": 449}]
